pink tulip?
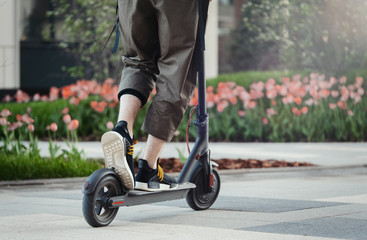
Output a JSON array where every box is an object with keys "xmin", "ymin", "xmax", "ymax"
[
  {"xmin": 15, "ymin": 90, "xmax": 31, "ymax": 103},
  {"xmin": 331, "ymin": 90, "xmax": 339, "ymax": 98},
  {"xmin": 0, "ymin": 117, "xmax": 7, "ymax": 126},
  {"xmin": 294, "ymin": 97, "xmax": 302, "ymax": 105},
  {"xmin": 40, "ymin": 95, "xmax": 48, "ymax": 101},
  {"xmin": 50, "ymin": 123, "xmax": 58, "ymax": 132},
  {"xmin": 247, "ymin": 101, "xmax": 257, "ymax": 109},
  {"xmin": 305, "ymin": 98, "xmax": 314, "ymax": 106},
  {"xmin": 216, "ymin": 100, "xmax": 228, "ymax": 113},
  {"xmin": 292, "ymin": 107, "xmax": 301, "ymax": 116},
  {"xmin": 69, "ymin": 96, "xmax": 80, "ymax": 105},
  {"xmin": 33, "ymin": 93, "xmax": 40, "ymax": 101},
  {"xmin": 266, "ymin": 78, "xmax": 276, "ymax": 89},
  {"xmin": 22, "ymin": 114, "xmax": 34, "ymax": 124},
  {"xmin": 277, "ymin": 85, "xmax": 288, "ymax": 96},
  {"xmin": 320, "ymin": 89, "xmax": 331, "ymax": 98},
  {"xmin": 2, "ymin": 94, "xmax": 12, "ymax": 102},
  {"xmin": 329, "ymin": 103, "xmax": 336, "ymax": 109},
  {"xmin": 49, "ymin": 87, "xmax": 59, "ymax": 101},
  {"xmin": 329, "ymin": 77, "xmax": 337, "ymax": 86},
  {"xmin": 266, "ymin": 89, "xmax": 277, "ymax": 99},
  {"xmin": 238, "ymin": 110, "xmax": 246, "ymax": 117},
  {"xmin": 27, "ymin": 124, "xmax": 35, "ymax": 132},
  {"xmin": 229, "ymin": 96, "xmax": 237, "ymax": 105},
  {"xmin": 68, "ymin": 119, "xmax": 79, "ymax": 131},
  {"xmin": 61, "ymin": 107, "xmax": 69, "ymax": 114},
  {"xmin": 357, "ymin": 87, "xmax": 364, "ymax": 96},
  {"xmin": 0, "ymin": 109, "xmax": 11, "ymax": 118},
  {"xmin": 261, "ymin": 117, "xmax": 269, "ymax": 125},
  {"xmin": 16, "ymin": 114, "xmax": 22, "ymax": 121},
  {"xmin": 301, "ymin": 106, "xmax": 308, "ymax": 114},
  {"xmin": 339, "ymin": 76, "xmax": 347, "ymax": 84},
  {"xmin": 266, "ymin": 108, "xmax": 278, "ymax": 117},
  {"xmin": 337, "ymin": 101, "xmax": 347, "ymax": 110},
  {"xmin": 77, "ymin": 90, "xmax": 89, "ymax": 100},
  {"xmin": 63, "ymin": 114, "xmax": 71, "ymax": 124},
  {"xmin": 106, "ymin": 121, "xmax": 114, "ymax": 130},
  {"xmin": 7, "ymin": 123, "xmax": 18, "ymax": 132},
  {"xmin": 353, "ymin": 94, "xmax": 361, "ymax": 104},
  {"xmin": 355, "ymin": 76, "xmax": 363, "ymax": 87},
  {"xmin": 207, "ymin": 86, "xmax": 214, "ymax": 93}
]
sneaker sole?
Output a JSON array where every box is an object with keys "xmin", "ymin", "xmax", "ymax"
[
  {"xmin": 102, "ymin": 131, "xmax": 134, "ymax": 190},
  {"xmin": 135, "ymin": 181, "xmax": 178, "ymax": 192}
]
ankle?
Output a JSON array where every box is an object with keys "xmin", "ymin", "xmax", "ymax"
[
  {"xmin": 147, "ymin": 161, "xmax": 157, "ymax": 170},
  {"xmin": 113, "ymin": 120, "xmax": 133, "ymax": 141},
  {"xmin": 138, "ymin": 158, "xmax": 156, "ymax": 170}
]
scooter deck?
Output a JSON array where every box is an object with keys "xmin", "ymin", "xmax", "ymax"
[{"xmin": 109, "ymin": 182, "xmax": 196, "ymax": 207}]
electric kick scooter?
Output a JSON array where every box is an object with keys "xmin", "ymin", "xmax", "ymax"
[{"xmin": 82, "ymin": 0, "xmax": 220, "ymax": 227}]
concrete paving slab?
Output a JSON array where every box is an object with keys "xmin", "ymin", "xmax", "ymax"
[
  {"xmin": 155, "ymin": 196, "xmax": 345, "ymax": 213},
  {"xmin": 1, "ymin": 166, "xmax": 366, "ymax": 240},
  {"xmin": 316, "ymin": 194, "xmax": 367, "ymax": 204},
  {"xmin": 242, "ymin": 217, "xmax": 367, "ymax": 240},
  {"xmin": 0, "ymin": 214, "xmax": 342, "ymax": 240}
]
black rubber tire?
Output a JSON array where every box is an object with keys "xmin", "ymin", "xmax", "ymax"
[
  {"xmin": 82, "ymin": 175, "xmax": 121, "ymax": 227},
  {"xmin": 186, "ymin": 168, "xmax": 220, "ymax": 210}
]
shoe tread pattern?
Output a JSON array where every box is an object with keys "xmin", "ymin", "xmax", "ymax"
[{"xmin": 102, "ymin": 132, "xmax": 134, "ymax": 190}]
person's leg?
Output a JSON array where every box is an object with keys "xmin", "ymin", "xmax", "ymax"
[
  {"xmin": 142, "ymin": 0, "xmax": 199, "ymax": 142},
  {"xmin": 102, "ymin": 0, "xmax": 158, "ymax": 190},
  {"xmin": 143, "ymin": 134, "xmax": 166, "ymax": 169},
  {"xmin": 117, "ymin": 94, "xmax": 142, "ymax": 138},
  {"xmin": 134, "ymin": 0, "xmax": 199, "ymax": 192}
]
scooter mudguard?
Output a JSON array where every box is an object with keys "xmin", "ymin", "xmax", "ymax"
[{"xmin": 82, "ymin": 168, "xmax": 119, "ymax": 195}]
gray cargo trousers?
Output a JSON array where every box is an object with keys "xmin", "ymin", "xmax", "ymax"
[{"xmin": 117, "ymin": 0, "xmax": 199, "ymax": 142}]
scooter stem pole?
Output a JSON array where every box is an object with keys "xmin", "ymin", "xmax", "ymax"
[
  {"xmin": 197, "ymin": 51, "xmax": 207, "ymax": 117},
  {"xmin": 178, "ymin": 0, "xmax": 209, "ymax": 184}
]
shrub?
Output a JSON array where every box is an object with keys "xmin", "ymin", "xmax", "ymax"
[{"xmin": 229, "ymin": 0, "xmax": 367, "ymax": 75}]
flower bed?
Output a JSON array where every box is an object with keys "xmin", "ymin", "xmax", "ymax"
[
  {"xmin": 1, "ymin": 73, "xmax": 366, "ymax": 142},
  {"xmin": 154, "ymin": 158, "xmax": 315, "ymax": 173}
]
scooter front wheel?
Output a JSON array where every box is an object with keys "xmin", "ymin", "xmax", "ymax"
[
  {"xmin": 82, "ymin": 175, "xmax": 121, "ymax": 227},
  {"xmin": 186, "ymin": 167, "xmax": 220, "ymax": 210}
]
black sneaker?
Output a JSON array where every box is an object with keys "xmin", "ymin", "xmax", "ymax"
[
  {"xmin": 135, "ymin": 159, "xmax": 178, "ymax": 192},
  {"xmin": 101, "ymin": 121, "xmax": 136, "ymax": 190}
]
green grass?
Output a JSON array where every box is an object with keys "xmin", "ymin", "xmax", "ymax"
[
  {"xmin": 0, "ymin": 153, "xmax": 102, "ymax": 181},
  {"xmin": 207, "ymin": 69, "xmax": 367, "ymax": 88},
  {"xmin": 207, "ymin": 70, "xmax": 299, "ymax": 88}
]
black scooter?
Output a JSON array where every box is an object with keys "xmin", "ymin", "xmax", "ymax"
[{"xmin": 82, "ymin": 0, "xmax": 220, "ymax": 227}]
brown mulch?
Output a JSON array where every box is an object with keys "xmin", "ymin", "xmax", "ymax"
[{"xmin": 146, "ymin": 158, "xmax": 315, "ymax": 173}]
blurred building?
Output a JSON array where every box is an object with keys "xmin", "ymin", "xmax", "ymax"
[
  {"xmin": 218, "ymin": 0, "xmax": 246, "ymax": 73},
  {"xmin": 0, "ymin": 0, "xmax": 245, "ymax": 97}
]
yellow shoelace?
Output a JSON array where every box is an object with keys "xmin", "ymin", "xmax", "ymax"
[
  {"xmin": 127, "ymin": 140, "xmax": 138, "ymax": 156},
  {"xmin": 127, "ymin": 145, "xmax": 134, "ymax": 155},
  {"xmin": 157, "ymin": 165, "xmax": 164, "ymax": 182}
]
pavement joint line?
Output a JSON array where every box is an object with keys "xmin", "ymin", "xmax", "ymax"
[{"xmin": 0, "ymin": 164, "xmax": 365, "ymax": 187}]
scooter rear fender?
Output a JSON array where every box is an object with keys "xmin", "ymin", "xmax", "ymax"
[{"xmin": 82, "ymin": 168, "xmax": 120, "ymax": 195}]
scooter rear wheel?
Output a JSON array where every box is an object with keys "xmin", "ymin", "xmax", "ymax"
[
  {"xmin": 82, "ymin": 175, "xmax": 121, "ymax": 227},
  {"xmin": 186, "ymin": 167, "xmax": 220, "ymax": 210}
]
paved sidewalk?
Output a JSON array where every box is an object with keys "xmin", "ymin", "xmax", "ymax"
[
  {"xmin": 1, "ymin": 142, "xmax": 366, "ymax": 239},
  {"xmin": 35, "ymin": 141, "xmax": 367, "ymax": 166},
  {"xmin": 0, "ymin": 166, "xmax": 366, "ymax": 240}
]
